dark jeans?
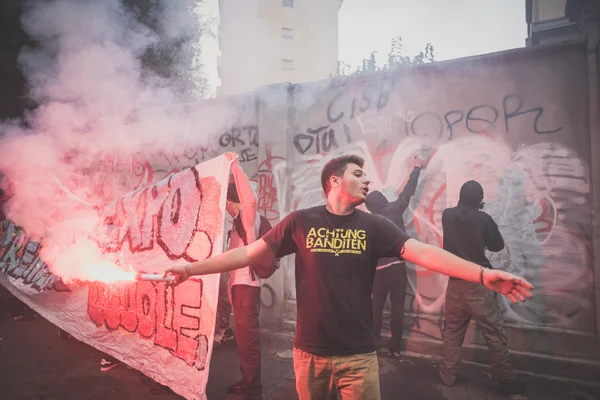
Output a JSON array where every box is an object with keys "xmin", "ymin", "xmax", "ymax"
[
  {"xmin": 232, "ymin": 284, "xmax": 262, "ymax": 394},
  {"xmin": 440, "ymin": 279, "xmax": 515, "ymax": 384},
  {"xmin": 216, "ymin": 272, "xmax": 232, "ymax": 331},
  {"xmin": 372, "ymin": 262, "xmax": 407, "ymax": 353}
]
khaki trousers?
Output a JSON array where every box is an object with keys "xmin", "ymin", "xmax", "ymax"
[{"xmin": 440, "ymin": 279, "xmax": 515, "ymax": 384}]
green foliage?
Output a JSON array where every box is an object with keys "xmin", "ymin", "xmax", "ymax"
[{"xmin": 335, "ymin": 36, "xmax": 435, "ymax": 77}]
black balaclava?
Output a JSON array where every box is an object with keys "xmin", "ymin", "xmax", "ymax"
[
  {"xmin": 365, "ymin": 191, "xmax": 388, "ymax": 214},
  {"xmin": 458, "ymin": 180, "xmax": 484, "ymax": 209}
]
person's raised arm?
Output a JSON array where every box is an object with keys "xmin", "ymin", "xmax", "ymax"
[
  {"xmin": 231, "ymin": 159, "xmax": 257, "ymax": 243},
  {"xmin": 392, "ymin": 158, "xmax": 424, "ymax": 212},
  {"xmin": 164, "ymin": 239, "xmax": 274, "ymax": 285},
  {"xmin": 401, "ymin": 238, "xmax": 533, "ymax": 304}
]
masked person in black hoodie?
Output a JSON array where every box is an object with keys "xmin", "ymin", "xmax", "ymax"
[{"xmin": 439, "ymin": 180, "xmax": 522, "ymax": 395}]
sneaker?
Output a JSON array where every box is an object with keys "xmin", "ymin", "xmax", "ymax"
[
  {"xmin": 216, "ymin": 328, "xmax": 235, "ymax": 345},
  {"xmin": 376, "ymin": 347, "xmax": 389, "ymax": 357},
  {"xmin": 223, "ymin": 328, "xmax": 234, "ymax": 342},
  {"xmin": 100, "ymin": 358, "xmax": 122, "ymax": 372},
  {"xmin": 389, "ymin": 350, "xmax": 403, "ymax": 359},
  {"xmin": 439, "ymin": 370, "xmax": 458, "ymax": 386}
]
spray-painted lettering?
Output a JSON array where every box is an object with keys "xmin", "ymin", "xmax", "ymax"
[
  {"xmin": 219, "ymin": 125, "xmax": 259, "ymax": 148},
  {"xmin": 0, "ymin": 222, "xmax": 69, "ymax": 292},
  {"xmin": 293, "ymin": 124, "xmax": 353, "ymax": 155},
  {"xmin": 88, "ymin": 279, "xmax": 208, "ymax": 369},
  {"xmin": 253, "ymin": 147, "xmax": 285, "ymax": 221},
  {"xmin": 99, "ymin": 169, "xmax": 222, "ymax": 262},
  {"xmin": 398, "ymin": 95, "xmax": 561, "ymax": 140},
  {"xmin": 327, "ymin": 78, "xmax": 396, "ymax": 124}
]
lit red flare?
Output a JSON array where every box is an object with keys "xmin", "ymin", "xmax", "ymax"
[
  {"xmin": 135, "ymin": 273, "xmax": 175, "ymax": 282},
  {"xmin": 78, "ymin": 262, "xmax": 174, "ymax": 283},
  {"xmin": 81, "ymin": 261, "xmax": 135, "ymax": 283}
]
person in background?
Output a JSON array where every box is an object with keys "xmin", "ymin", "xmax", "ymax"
[
  {"xmin": 214, "ymin": 271, "xmax": 234, "ymax": 345},
  {"xmin": 365, "ymin": 154, "xmax": 426, "ymax": 358},
  {"xmin": 164, "ymin": 155, "xmax": 533, "ymax": 400},
  {"xmin": 439, "ymin": 180, "xmax": 523, "ymax": 395},
  {"xmin": 221, "ymin": 166, "xmax": 265, "ymax": 400}
]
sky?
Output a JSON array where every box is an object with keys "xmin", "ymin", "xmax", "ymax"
[
  {"xmin": 198, "ymin": 0, "xmax": 528, "ymax": 94},
  {"xmin": 338, "ymin": 0, "xmax": 527, "ymax": 68}
]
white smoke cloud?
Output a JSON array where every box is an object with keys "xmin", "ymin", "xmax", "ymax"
[{"xmin": 0, "ymin": 0, "xmax": 216, "ymax": 281}]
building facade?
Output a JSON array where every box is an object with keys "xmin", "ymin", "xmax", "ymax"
[
  {"xmin": 216, "ymin": 0, "xmax": 343, "ymax": 96},
  {"xmin": 526, "ymin": 0, "xmax": 580, "ymax": 45}
]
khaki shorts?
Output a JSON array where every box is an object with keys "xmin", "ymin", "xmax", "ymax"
[{"xmin": 293, "ymin": 348, "xmax": 381, "ymax": 400}]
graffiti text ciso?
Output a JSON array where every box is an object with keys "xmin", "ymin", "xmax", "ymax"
[{"xmin": 327, "ymin": 78, "xmax": 396, "ymax": 123}]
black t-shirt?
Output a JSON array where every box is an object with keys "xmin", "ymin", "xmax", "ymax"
[{"xmin": 262, "ymin": 205, "xmax": 411, "ymax": 356}]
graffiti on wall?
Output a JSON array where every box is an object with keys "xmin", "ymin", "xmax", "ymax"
[
  {"xmin": 279, "ymin": 57, "xmax": 592, "ymax": 334},
  {"xmin": 94, "ymin": 123, "xmax": 261, "ymax": 195}
]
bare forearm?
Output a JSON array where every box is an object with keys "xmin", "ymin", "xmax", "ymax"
[
  {"xmin": 417, "ymin": 244, "xmax": 482, "ymax": 282},
  {"xmin": 187, "ymin": 246, "xmax": 251, "ymax": 276}
]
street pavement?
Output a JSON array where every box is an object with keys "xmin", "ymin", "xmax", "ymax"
[{"xmin": 1, "ymin": 288, "xmax": 599, "ymax": 400}]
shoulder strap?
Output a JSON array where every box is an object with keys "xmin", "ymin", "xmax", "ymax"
[{"xmin": 258, "ymin": 215, "xmax": 272, "ymax": 238}]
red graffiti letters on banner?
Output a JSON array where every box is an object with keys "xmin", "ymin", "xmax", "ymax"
[
  {"xmin": 88, "ymin": 167, "xmax": 223, "ymax": 369},
  {"xmin": 88, "ymin": 280, "xmax": 208, "ymax": 369},
  {"xmin": 99, "ymin": 169, "xmax": 222, "ymax": 262}
]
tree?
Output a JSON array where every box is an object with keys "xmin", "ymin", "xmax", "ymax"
[
  {"xmin": 124, "ymin": 0, "xmax": 214, "ymax": 99},
  {"xmin": 0, "ymin": 0, "xmax": 213, "ymax": 122},
  {"xmin": 336, "ymin": 36, "xmax": 435, "ymax": 77}
]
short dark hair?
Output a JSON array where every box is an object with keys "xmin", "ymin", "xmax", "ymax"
[
  {"xmin": 321, "ymin": 154, "xmax": 365, "ymax": 195},
  {"xmin": 226, "ymin": 182, "xmax": 240, "ymax": 203}
]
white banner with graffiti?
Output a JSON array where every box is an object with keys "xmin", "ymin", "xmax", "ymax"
[{"xmin": 0, "ymin": 153, "xmax": 237, "ymax": 400}]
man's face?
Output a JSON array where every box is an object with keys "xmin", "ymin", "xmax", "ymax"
[{"xmin": 335, "ymin": 163, "xmax": 370, "ymax": 205}]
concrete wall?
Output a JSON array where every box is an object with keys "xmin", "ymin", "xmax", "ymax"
[
  {"xmin": 281, "ymin": 43, "xmax": 593, "ymax": 330},
  {"xmin": 255, "ymin": 43, "xmax": 599, "ymax": 378}
]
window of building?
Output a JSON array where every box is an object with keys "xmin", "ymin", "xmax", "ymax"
[
  {"xmin": 282, "ymin": 27, "xmax": 294, "ymax": 39},
  {"xmin": 282, "ymin": 59, "xmax": 294, "ymax": 70},
  {"xmin": 282, "ymin": 0, "xmax": 294, "ymax": 8}
]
